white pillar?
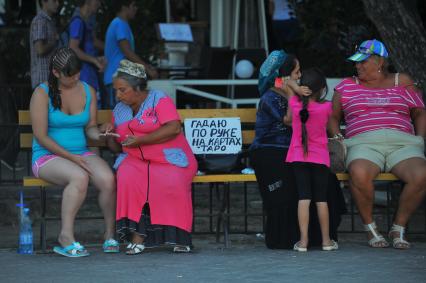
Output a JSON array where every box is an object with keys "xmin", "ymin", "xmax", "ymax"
[
  {"xmin": 165, "ymin": 0, "xmax": 171, "ymax": 22},
  {"xmin": 210, "ymin": 0, "xmax": 232, "ymax": 47},
  {"xmin": 258, "ymin": 0, "xmax": 269, "ymax": 55}
]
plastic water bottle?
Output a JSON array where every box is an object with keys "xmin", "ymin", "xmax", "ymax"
[{"xmin": 18, "ymin": 207, "xmax": 33, "ymax": 254}]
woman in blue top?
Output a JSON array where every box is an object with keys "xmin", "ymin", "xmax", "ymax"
[
  {"xmin": 30, "ymin": 48, "xmax": 118, "ymax": 257},
  {"xmin": 250, "ymin": 50, "xmax": 346, "ymax": 249}
]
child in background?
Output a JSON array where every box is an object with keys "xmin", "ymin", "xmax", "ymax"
[{"xmin": 284, "ymin": 67, "xmax": 338, "ymax": 252}]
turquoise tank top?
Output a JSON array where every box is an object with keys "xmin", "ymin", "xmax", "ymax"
[{"xmin": 32, "ymin": 82, "xmax": 92, "ymax": 164}]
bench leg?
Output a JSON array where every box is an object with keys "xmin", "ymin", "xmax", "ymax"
[
  {"xmin": 215, "ymin": 183, "xmax": 231, "ymax": 248},
  {"xmin": 39, "ymin": 186, "xmax": 47, "ymax": 253},
  {"xmin": 223, "ymin": 184, "xmax": 230, "ymax": 248},
  {"xmin": 215, "ymin": 184, "xmax": 222, "ymax": 243},
  {"xmin": 386, "ymin": 183, "xmax": 392, "ymax": 231},
  {"xmin": 350, "ymin": 186, "xmax": 355, "ymax": 232}
]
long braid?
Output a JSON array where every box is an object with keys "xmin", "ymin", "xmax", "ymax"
[
  {"xmin": 298, "ymin": 67, "xmax": 327, "ymax": 157},
  {"xmin": 299, "ymin": 96, "xmax": 310, "ymax": 155},
  {"xmin": 47, "ymin": 48, "xmax": 80, "ymax": 109},
  {"xmin": 47, "ymin": 67, "xmax": 61, "ymax": 109}
]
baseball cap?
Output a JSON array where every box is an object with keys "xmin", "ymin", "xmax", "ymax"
[{"xmin": 347, "ymin": 39, "xmax": 389, "ymax": 62}]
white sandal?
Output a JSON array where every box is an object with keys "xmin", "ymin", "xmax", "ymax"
[
  {"xmin": 364, "ymin": 222, "xmax": 389, "ymax": 248},
  {"xmin": 322, "ymin": 240, "xmax": 339, "ymax": 251},
  {"xmin": 389, "ymin": 224, "xmax": 410, "ymax": 249},
  {"xmin": 173, "ymin": 246, "xmax": 191, "ymax": 253},
  {"xmin": 126, "ymin": 243, "xmax": 145, "ymax": 255},
  {"xmin": 293, "ymin": 241, "xmax": 307, "ymax": 252}
]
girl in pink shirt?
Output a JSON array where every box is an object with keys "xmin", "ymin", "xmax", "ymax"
[{"xmin": 284, "ymin": 68, "xmax": 338, "ymax": 252}]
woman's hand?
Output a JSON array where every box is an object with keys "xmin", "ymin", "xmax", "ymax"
[
  {"xmin": 70, "ymin": 154, "xmax": 92, "ymax": 174},
  {"xmin": 92, "ymin": 57, "xmax": 106, "ymax": 72},
  {"xmin": 99, "ymin": 122, "xmax": 113, "ymax": 133},
  {"xmin": 121, "ymin": 135, "xmax": 142, "ymax": 148},
  {"xmin": 99, "ymin": 123, "xmax": 120, "ymax": 138},
  {"xmin": 296, "ymin": 86, "xmax": 312, "ymax": 97},
  {"xmin": 146, "ymin": 65, "xmax": 159, "ymax": 79}
]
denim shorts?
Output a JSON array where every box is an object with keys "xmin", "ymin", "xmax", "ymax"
[{"xmin": 344, "ymin": 129, "xmax": 425, "ymax": 172}]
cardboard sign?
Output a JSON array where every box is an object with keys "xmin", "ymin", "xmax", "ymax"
[{"xmin": 184, "ymin": 118, "xmax": 242, "ymax": 154}]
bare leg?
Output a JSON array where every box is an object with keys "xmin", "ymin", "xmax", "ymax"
[
  {"xmin": 390, "ymin": 157, "xmax": 426, "ymax": 248},
  {"xmin": 84, "ymin": 155, "xmax": 116, "ymax": 240},
  {"xmin": 297, "ymin": 200, "xmax": 310, "ymax": 248},
  {"xmin": 125, "ymin": 233, "xmax": 146, "ymax": 255},
  {"xmin": 131, "ymin": 233, "xmax": 145, "ymax": 244},
  {"xmin": 348, "ymin": 159, "xmax": 388, "ymax": 247},
  {"xmin": 38, "ymin": 158, "xmax": 89, "ymax": 247},
  {"xmin": 348, "ymin": 159, "xmax": 381, "ymax": 224},
  {"xmin": 316, "ymin": 202, "xmax": 331, "ymax": 245}
]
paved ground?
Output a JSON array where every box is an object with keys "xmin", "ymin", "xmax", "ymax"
[{"xmin": 1, "ymin": 235, "xmax": 425, "ymax": 283}]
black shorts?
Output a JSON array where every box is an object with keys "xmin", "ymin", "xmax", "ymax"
[{"xmin": 291, "ymin": 162, "xmax": 329, "ymax": 202}]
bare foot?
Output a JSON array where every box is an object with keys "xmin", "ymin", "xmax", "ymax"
[{"xmin": 58, "ymin": 233, "xmax": 75, "ymax": 247}]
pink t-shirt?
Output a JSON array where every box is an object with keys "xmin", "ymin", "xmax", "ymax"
[
  {"xmin": 286, "ymin": 95, "xmax": 332, "ymax": 167},
  {"xmin": 335, "ymin": 77, "xmax": 425, "ymax": 138}
]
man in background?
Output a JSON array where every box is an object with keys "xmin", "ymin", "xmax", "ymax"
[
  {"xmin": 269, "ymin": 0, "xmax": 301, "ymax": 55},
  {"xmin": 103, "ymin": 0, "xmax": 158, "ymax": 109},
  {"xmin": 68, "ymin": 0, "xmax": 105, "ymax": 107},
  {"xmin": 29, "ymin": 0, "xmax": 59, "ymax": 89}
]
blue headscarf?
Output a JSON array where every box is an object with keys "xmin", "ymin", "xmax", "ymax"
[{"xmin": 258, "ymin": 50, "xmax": 287, "ymax": 95}]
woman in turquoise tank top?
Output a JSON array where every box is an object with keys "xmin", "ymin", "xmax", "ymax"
[{"xmin": 30, "ymin": 48, "xmax": 118, "ymax": 257}]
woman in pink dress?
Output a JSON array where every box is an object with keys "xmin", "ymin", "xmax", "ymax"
[{"xmin": 101, "ymin": 60, "xmax": 197, "ymax": 254}]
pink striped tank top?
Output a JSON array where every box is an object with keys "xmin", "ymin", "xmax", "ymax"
[{"xmin": 334, "ymin": 74, "xmax": 424, "ymax": 138}]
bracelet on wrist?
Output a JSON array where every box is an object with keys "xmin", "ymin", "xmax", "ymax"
[{"xmin": 329, "ymin": 133, "xmax": 344, "ymax": 140}]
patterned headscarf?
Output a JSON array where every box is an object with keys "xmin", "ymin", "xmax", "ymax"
[
  {"xmin": 114, "ymin": 59, "xmax": 147, "ymax": 79},
  {"xmin": 258, "ymin": 50, "xmax": 287, "ymax": 95}
]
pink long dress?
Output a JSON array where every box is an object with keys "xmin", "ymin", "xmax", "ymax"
[{"xmin": 113, "ymin": 90, "xmax": 197, "ymax": 240}]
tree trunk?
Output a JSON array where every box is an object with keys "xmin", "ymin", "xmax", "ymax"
[{"xmin": 361, "ymin": 0, "xmax": 426, "ymax": 97}]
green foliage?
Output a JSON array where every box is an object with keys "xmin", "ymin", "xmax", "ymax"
[{"xmin": 296, "ymin": 0, "xmax": 379, "ymax": 77}]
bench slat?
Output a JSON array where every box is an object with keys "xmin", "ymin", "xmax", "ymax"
[
  {"xmin": 335, "ymin": 172, "xmax": 399, "ymax": 181},
  {"xmin": 23, "ymin": 175, "xmax": 257, "ymax": 186},
  {"xmin": 24, "ymin": 173, "xmax": 399, "ymax": 187},
  {"xmin": 19, "ymin": 109, "xmax": 114, "ymax": 125},
  {"xmin": 20, "ymin": 130, "xmax": 256, "ymax": 148},
  {"xmin": 178, "ymin": 108, "xmax": 257, "ymax": 122},
  {"xmin": 20, "ymin": 133, "xmax": 109, "ymax": 148},
  {"xmin": 19, "ymin": 109, "xmax": 257, "ymax": 125}
]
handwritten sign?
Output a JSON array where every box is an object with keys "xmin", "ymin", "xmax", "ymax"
[{"xmin": 184, "ymin": 118, "xmax": 242, "ymax": 154}]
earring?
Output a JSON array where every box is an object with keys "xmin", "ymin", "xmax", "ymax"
[{"xmin": 378, "ymin": 69, "xmax": 382, "ymax": 73}]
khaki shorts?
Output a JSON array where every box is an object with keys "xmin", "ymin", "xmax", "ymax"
[{"xmin": 344, "ymin": 129, "xmax": 425, "ymax": 172}]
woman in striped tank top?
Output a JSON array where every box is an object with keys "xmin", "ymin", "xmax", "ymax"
[{"xmin": 329, "ymin": 39, "xmax": 426, "ymax": 249}]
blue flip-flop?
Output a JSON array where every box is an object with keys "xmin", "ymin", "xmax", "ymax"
[
  {"xmin": 103, "ymin": 239, "xmax": 120, "ymax": 253},
  {"xmin": 53, "ymin": 242, "xmax": 90, "ymax": 258}
]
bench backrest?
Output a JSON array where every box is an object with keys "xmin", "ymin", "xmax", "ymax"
[{"xmin": 18, "ymin": 109, "xmax": 257, "ymax": 149}]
